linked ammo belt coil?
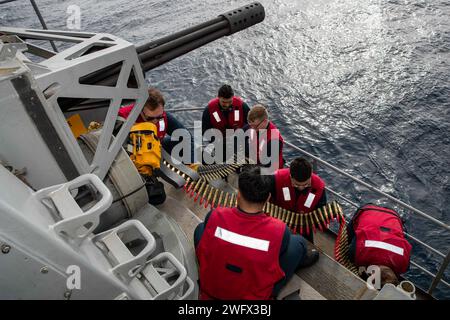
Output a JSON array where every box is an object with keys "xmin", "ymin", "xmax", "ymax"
[
  {"xmin": 183, "ymin": 175, "xmax": 345, "ymax": 236},
  {"xmin": 162, "ymin": 160, "xmax": 359, "ymax": 274},
  {"xmin": 335, "ymin": 222, "xmax": 359, "ymax": 275}
]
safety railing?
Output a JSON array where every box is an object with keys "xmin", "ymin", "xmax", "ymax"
[{"xmin": 167, "ymin": 106, "xmax": 450, "ymax": 297}]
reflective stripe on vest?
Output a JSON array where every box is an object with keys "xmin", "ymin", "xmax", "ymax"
[
  {"xmin": 215, "ymin": 226, "xmax": 270, "ymax": 252},
  {"xmin": 364, "ymin": 240, "xmax": 404, "ymax": 256}
]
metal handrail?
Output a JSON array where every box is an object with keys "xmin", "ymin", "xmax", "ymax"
[
  {"xmin": 284, "ymin": 141, "xmax": 450, "ymax": 232},
  {"xmin": 166, "ymin": 107, "xmax": 204, "ymax": 113},
  {"xmin": 410, "ymin": 260, "xmax": 450, "ymax": 288},
  {"xmin": 428, "ymin": 252, "xmax": 450, "ymax": 294}
]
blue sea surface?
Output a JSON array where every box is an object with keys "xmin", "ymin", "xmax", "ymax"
[{"xmin": 1, "ymin": 0, "xmax": 449, "ymax": 299}]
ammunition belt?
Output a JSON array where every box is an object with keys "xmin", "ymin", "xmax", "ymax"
[
  {"xmin": 183, "ymin": 177, "xmax": 238, "ymax": 208},
  {"xmin": 334, "ymin": 222, "xmax": 359, "ymax": 275},
  {"xmin": 197, "ymin": 163, "xmax": 242, "ymax": 182},
  {"xmin": 162, "ymin": 160, "xmax": 359, "ymax": 274},
  {"xmin": 183, "ymin": 176, "xmax": 345, "ymax": 235},
  {"xmin": 263, "ymin": 200, "xmax": 345, "ymax": 236},
  {"xmin": 162, "ymin": 160, "xmax": 247, "ymax": 183}
]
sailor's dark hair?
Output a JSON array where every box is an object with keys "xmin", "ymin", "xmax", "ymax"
[
  {"xmin": 218, "ymin": 84, "xmax": 234, "ymax": 99},
  {"xmin": 379, "ymin": 265, "xmax": 399, "ymax": 286},
  {"xmin": 290, "ymin": 157, "xmax": 312, "ymax": 182},
  {"xmin": 238, "ymin": 165, "xmax": 271, "ymax": 204}
]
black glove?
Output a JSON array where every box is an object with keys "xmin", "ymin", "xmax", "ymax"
[{"xmin": 144, "ymin": 175, "xmax": 166, "ymax": 205}]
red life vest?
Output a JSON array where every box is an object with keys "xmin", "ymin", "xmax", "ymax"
[
  {"xmin": 196, "ymin": 207, "xmax": 285, "ymax": 300},
  {"xmin": 207, "ymin": 96, "xmax": 245, "ymax": 133},
  {"xmin": 248, "ymin": 121, "xmax": 284, "ymax": 169},
  {"xmin": 118, "ymin": 104, "xmax": 168, "ymax": 139},
  {"xmin": 352, "ymin": 205, "xmax": 412, "ymax": 275},
  {"xmin": 273, "ymin": 168, "xmax": 325, "ymax": 213}
]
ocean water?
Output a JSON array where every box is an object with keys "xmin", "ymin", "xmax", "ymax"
[{"xmin": 1, "ymin": 0, "xmax": 449, "ymax": 299}]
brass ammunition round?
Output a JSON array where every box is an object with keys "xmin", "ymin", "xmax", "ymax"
[
  {"xmin": 328, "ymin": 203, "xmax": 335, "ymax": 220},
  {"xmin": 194, "ymin": 180, "xmax": 207, "ymax": 201},
  {"xmin": 217, "ymin": 190, "xmax": 224, "ymax": 207},
  {"xmin": 312, "ymin": 209, "xmax": 322, "ymax": 231},
  {"xmin": 205, "ymin": 186, "xmax": 214, "ymax": 207},
  {"xmin": 274, "ymin": 205, "xmax": 280, "ymax": 219},
  {"xmin": 200, "ymin": 184, "xmax": 210, "ymax": 205},
  {"xmin": 322, "ymin": 205, "xmax": 330, "ymax": 224},
  {"xmin": 267, "ymin": 202, "xmax": 274, "ymax": 217},
  {"xmin": 294, "ymin": 213, "xmax": 300, "ymax": 233},
  {"xmin": 223, "ymin": 192, "xmax": 230, "ymax": 207},
  {"xmin": 211, "ymin": 188, "xmax": 219, "ymax": 208},
  {"xmin": 281, "ymin": 208, "xmax": 287, "ymax": 222},
  {"xmin": 288, "ymin": 210, "xmax": 295, "ymax": 228}
]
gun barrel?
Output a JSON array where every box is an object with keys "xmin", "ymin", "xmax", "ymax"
[{"xmin": 83, "ymin": 2, "xmax": 265, "ymax": 89}]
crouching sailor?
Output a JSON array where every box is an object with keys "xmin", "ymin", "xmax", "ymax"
[
  {"xmin": 118, "ymin": 87, "xmax": 194, "ymax": 163},
  {"xmin": 245, "ymin": 104, "xmax": 285, "ymax": 170},
  {"xmin": 347, "ymin": 204, "xmax": 412, "ymax": 286},
  {"xmin": 270, "ymin": 157, "xmax": 327, "ymax": 243},
  {"xmin": 194, "ymin": 165, "xmax": 319, "ymax": 300}
]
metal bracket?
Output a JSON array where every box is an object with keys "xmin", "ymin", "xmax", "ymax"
[
  {"xmin": 92, "ymin": 220, "xmax": 156, "ymax": 283},
  {"xmin": 34, "ymin": 173, "xmax": 112, "ymax": 245},
  {"xmin": 140, "ymin": 252, "xmax": 195, "ymax": 300}
]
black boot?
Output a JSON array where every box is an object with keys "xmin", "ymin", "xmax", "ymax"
[{"xmin": 298, "ymin": 248, "xmax": 319, "ymax": 269}]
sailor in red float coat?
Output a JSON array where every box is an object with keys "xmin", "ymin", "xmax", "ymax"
[
  {"xmin": 196, "ymin": 206, "xmax": 286, "ymax": 300},
  {"xmin": 246, "ymin": 121, "xmax": 284, "ymax": 170},
  {"xmin": 201, "ymin": 85, "xmax": 250, "ymax": 135},
  {"xmin": 348, "ymin": 204, "xmax": 412, "ymax": 276},
  {"xmin": 272, "ymin": 168, "xmax": 325, "ymax": 213},
  {"xmin": 245, "ymin": 104, "xmax": 284, "ymax": 170},
  {"xmin": 268, "ymin": 158, "xmax": 327, "ymax": 243},
  {"xmin": 201, "ymin": 85, "xmax": 250, "ymax": 164},
  {"xmin": 206, "ymin": 96, "xmax": 245, "ymax": 132},
  {"xmin": 117, "ymin": 88, "xmax": 195, "ymax": 163},
  {"xmin": 118, "ymin": 104, "xmax": 168, "ymax": 139}
]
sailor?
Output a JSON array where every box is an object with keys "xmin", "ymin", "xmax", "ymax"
[
  {"xmin": 201, "ymin": 85, "xmax": 250, "ymax": 163},
  {"xmin": 244, "ymin": 104, "xmax": 284, "ymax": 170},
  {"xmin": 269, "ymin": 157, "xmax": 327, "ymax": 243},
  {"xmin": 347, "ymin": 203, "xmax": 412, "ymax": 286},
  {"xmin": 118, "ymin": 87, "xmax": 195, "ymax": 163},
  {"xmin": 201, "ymin": 84, "xmax": 250, "ymax": 135},
  {"xmin": 194, "ymin": 165, "xmax": 319, "ymax": 300}
]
